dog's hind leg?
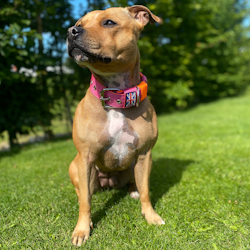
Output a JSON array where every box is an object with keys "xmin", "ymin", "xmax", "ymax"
[{"xmin": 128, "ymin": 182, "xmax": 140, "ymax": 199}]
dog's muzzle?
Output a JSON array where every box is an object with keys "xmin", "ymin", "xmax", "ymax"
[
  {"xmin": 67, "ymin": 26, "xmax": 89, "ymax": 61},
  {"xmin": 67, "ymin": 26, "xmax": 111, "ymax": 64}
]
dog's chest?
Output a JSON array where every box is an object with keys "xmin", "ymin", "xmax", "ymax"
[{"xmin": 101, "ymin": 109, "xmax": 139, "ymax": 167}]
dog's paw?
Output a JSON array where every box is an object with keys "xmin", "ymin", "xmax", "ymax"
[
  {"xmin": 71, "ymin": 222, "xmax": 92, "ymax": 246},
  {"xmin": 129, "ymin": 191, "xmax": 140, "ymax": 199},
  {"xmin": 142, "ymin": 207, "xmax": 165, "ymax": 225}
]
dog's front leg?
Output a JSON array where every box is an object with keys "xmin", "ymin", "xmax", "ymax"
[
  {"xmin": 71, "ymin": 151, "xmax": 93, "ymax": 246},
  {"xmin": 135, "ymin": 150, "xmax": 165, "ymax": 225}
]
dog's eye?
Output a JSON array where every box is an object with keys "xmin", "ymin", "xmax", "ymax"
[
  {"xmin": 103, "ymin": 20, "xmax": 117, "ymax": 27},
  {"xmin": 78, "ymin": 25, "xmax": 81, "ymax": 27}
]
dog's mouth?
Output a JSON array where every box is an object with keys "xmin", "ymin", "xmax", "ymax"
[{"xmin": 68, "ymin": 45, "xmax": 111, "ymax": 64}]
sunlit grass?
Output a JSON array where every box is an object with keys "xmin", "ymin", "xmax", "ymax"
[{"xmin": 1, "ymin": 91, "xmax": 250, "ymax": 249}]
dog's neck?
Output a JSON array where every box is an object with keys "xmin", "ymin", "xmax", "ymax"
[{"xmin": 91, "ymin": 59, "xmax": 141, "ymax": 89}]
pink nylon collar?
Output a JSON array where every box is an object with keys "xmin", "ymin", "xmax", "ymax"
[{"xmin": 89, "ymin": 73, "xmax": 148, "ymax": 108}]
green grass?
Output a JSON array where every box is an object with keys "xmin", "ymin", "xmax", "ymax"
[{"xmin": 1, "ymin": 92, "xmax": 250, "ymax": 249}]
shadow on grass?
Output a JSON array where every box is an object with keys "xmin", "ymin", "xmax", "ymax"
[
  {"xmin": 91, "ymin": 189, "xmax": 127, "ymax": 227},
  {"xmin": 0, "ymin": 147, "xmax": 21, "ymax": 159},
  {"xmin": 90, "ymin": 157, "xmax": 193, "ymax": 226},
  {"xmin": 0, "ymin": 133, "xmax": 72, "ymax": 159},
  {"xmin": 150, "ymin": 157, "xmax": 194, "ymax": 206}
]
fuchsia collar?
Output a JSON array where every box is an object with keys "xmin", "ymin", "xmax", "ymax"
[{"xmin": 89, "ymin": 73, "xmax": 148, "ymax": 108}]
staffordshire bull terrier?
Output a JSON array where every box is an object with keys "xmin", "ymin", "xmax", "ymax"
[{"xmin": 67, "ymin": 5, "xmax": 164, "ymax": 246}]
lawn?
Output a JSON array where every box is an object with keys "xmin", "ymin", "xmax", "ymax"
[{"xmin": 1, "ymin": 92, "xmax": 250, "ymax": 249}]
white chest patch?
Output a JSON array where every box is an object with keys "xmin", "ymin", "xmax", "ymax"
[{"xmin": 106, "ymin": 109, "xmax": 138, "ymax": 162}]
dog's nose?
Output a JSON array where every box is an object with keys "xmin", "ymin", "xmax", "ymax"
[
  {"xmin": 71, "ymin": 27, "xmax": 79, "ymax": 36},
  {"xmin": 67, "ymin": 26, "xmax": 84, "ymax": 39}
]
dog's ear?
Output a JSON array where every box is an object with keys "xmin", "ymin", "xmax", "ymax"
[{"xmin": 127, "ymin": 5, "xmax": 162, "ymax": 28}]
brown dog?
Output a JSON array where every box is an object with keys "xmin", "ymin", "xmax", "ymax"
[{"xmin": 67, "ymin": 5, "xmax": 164, "ymax": 247}]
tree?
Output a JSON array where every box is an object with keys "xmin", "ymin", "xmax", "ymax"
[
  {"xmin": 0, "ymin": 0, "xmax": 74, "ymax": 148},
  {"xmin": 27, "ymin": 0, "xmax": 75, "ymax": 132},
  {"xmin": 141, "ymin": 0, "xmax": 250, "ymax": 111},
  {"xmin": 0, "ymin": 0, "xmax": 48, "ymax": 148}
]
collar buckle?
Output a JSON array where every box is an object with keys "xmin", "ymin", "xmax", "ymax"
[{"xmin": 100, "ymin": 88, "xmax": 120, "ymax": 108}]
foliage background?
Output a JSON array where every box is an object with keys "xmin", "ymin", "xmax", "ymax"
[{"xmin": 0, "ymin": 0, "xmax": 250, "ymax": 147}]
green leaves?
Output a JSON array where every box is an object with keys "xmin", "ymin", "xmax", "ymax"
[
  {"xmin": 127, "ymin": 0, "xmax": 250, "ymax": 112},
  {"xmin": 0, "ymin": 0, "xmax": 74, "ymax": 147}
]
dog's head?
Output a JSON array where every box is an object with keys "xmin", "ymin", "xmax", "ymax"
[{"xmin": 67, "ymin": 5, "xmax": 162, "ymax": 74}]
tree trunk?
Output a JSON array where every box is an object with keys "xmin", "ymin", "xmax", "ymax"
[
  {"xmin": 36, "ymin": 9, "xmax": 55, "ymax": 139},
  {"xmin": 8, "ymin": 129, "xmax": 18, "ymax": 149},
  {"xmin": 64, "ymin": 96, "xmax": 73, "ymax": 129},
  {"xmin": 60, "ymin": 56, "xmax": 73, "ymax": 131},
  {"xmin": 36, "ymin": 12, "xmax": 43, "ymax": 54}
]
